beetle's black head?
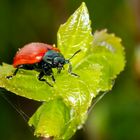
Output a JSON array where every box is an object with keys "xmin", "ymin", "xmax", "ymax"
[
  {"xmin": 53, "ymin": 56, "xmax": 66, "ymax": 72},
  {"xmin": 43, "ymin": 49, "xmax": 81, "ymax": 73},
  {"xmin": 43, "ymin": 50, "xmax": 66, "ymax": 71}
]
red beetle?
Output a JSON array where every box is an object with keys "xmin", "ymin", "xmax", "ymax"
[{"xmin": 7, "ymin": 42, "xmax": 80, "ymax": 86}]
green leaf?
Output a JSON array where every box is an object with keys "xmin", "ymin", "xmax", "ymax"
[
  {"xmin": 57, "ymin": 2, "xmax": 93, "ymax": 66},
  {"xmin": 0, "ymin": 3, "xmax": 125, "ymax": 140},
  {"xmin": 28, "ymin": 99, "xmax": 70, "ymax": 139},
  {"xmin": 91, "ymin": 29, "xmax": 125, "ymax": 90}
]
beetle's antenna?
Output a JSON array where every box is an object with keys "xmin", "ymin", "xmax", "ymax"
[
  {"xmin": 65, "ymin": 49, "xmax": 81, "ymax": 77},
  {"xmin": 68, "ymin": 49, "xmax": 81, "ymax": 61}
]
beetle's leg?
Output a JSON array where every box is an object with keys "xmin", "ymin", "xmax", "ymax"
[
  {"xmin": 68, "ymin": 62, "xmax": 79, "ymax": 77},
  {"xmin": 6, "ymin": 68, "xmax": 19, "ymax": 79},
  {"xmin": 57, "ymin": 68, "xmax": 61, "ymax": 74},
  {"xmin": 42, "ymin": 65, "xmax": 55, "ymax": 82},
  {"xmin": 38, "ymin": 71, "xmax": 53, "ymax": 87},
  {"xmin": 46, "ymin": 70, "xmax": 55, "ymax": 82},
  {"xmin": 51, "ymin": 74, "xmax": 55, "ymax": 82}
]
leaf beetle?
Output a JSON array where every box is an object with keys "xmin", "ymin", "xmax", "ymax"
[{"xmin": 7, "ymin": 42, "xmax": 80, "ymax": 86}]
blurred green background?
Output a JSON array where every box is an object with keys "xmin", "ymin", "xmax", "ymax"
[{"xmin": 0, "ymin": 0, "xmax": 140, "ymax": 140}]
